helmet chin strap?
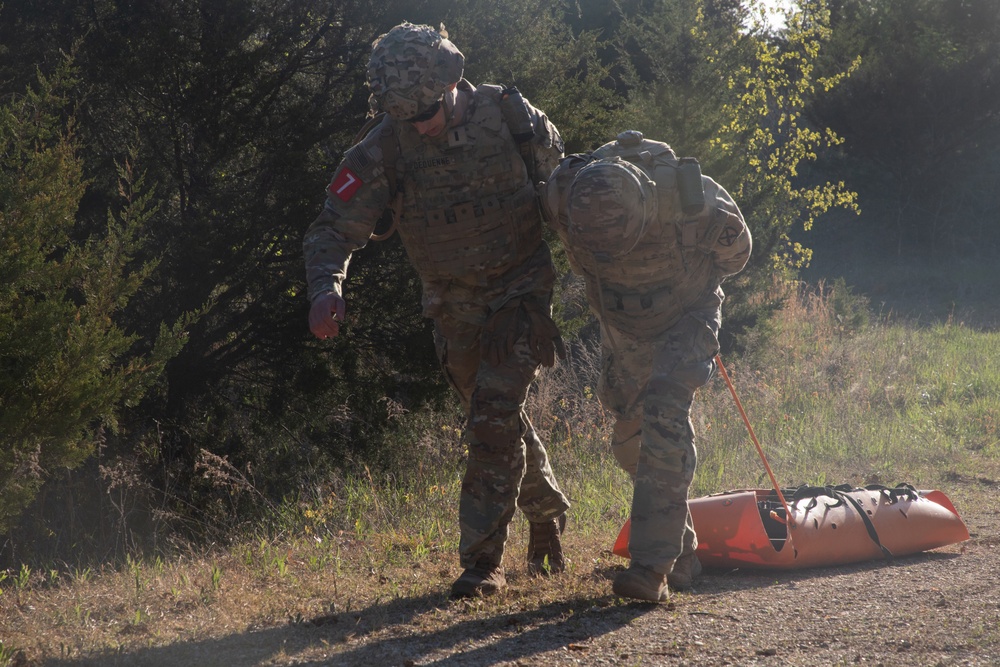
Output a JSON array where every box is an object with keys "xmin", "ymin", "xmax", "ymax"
[{"xmin": 443, "ymin": 86, "xmax": 466, "ymax": 130}]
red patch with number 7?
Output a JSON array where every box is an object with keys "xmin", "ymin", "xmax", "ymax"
[{"xmin": 329, "ymin": 167, "xmax": 363, "ymax": 202}]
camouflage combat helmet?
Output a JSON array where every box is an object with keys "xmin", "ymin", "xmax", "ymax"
[
  {"xmin": 367, "ymin": 22, "xmax": 465, "ymax": 120},
  {"xmin": 567, "ymin": 157, "xmax": 657, "ymax": 258}
]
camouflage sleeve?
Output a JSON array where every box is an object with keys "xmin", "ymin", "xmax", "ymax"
[
  {"xmin": 524, "ymin": 99, "xmax": 565, "ymax": 181},
  {"xmin": 541, "ymin": 153, "xmax": 595, "ymax": 277},
  {"xmin": 303, "ymin": 125, "xmax": 393, "ymax": 301},
  {"xmin": 704, "ymin": 178, "xmax": 752, "ymax": 278},
  {"xmin": 541, "ymin": 153, "xmax": 592, "ymax": 234}
]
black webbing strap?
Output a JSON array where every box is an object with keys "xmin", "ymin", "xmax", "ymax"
[
  {"xmin": 348, "ymin": 112, "xmax": 399, "ymax": 241},
  {"xmin": 783, "ymin": 484, "xmax": 895, "ymax": 561}
]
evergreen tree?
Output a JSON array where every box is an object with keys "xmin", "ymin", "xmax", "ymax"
[{"xmin": 0, "ymin": 63, "xmax": 185, "ymax": 534}]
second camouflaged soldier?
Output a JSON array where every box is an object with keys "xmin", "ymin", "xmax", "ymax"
[
  {"xmin": 303, "ymin": 23, "xmax": 570, "ymax": 598},
  {"xmin": 543, "ymin": 131, "xmax": 752, "ymax": 602}
]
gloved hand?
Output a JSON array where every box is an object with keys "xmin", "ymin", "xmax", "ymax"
[
  {"xmin": 524, "ymin": 302, "xmax": 566, "ymax": 368},
  {"xmin": 309, "ymin": 292, "xmax": 347, "ymax": 340},
  {"xmin": 481, "ymin": 299, "xmax": 566, "ymax": 368}
]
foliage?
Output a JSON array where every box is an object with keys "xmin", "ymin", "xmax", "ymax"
[
  {"xmin": 0, "ymin": 62, "xmax": 185, "ymax": 534},
  {"xmin": 3, "ymin": 0, "xmax": 458, "ymax": 545},
  {"xmin": 0, "ymin": 0, "xmax": 998, "ymax": 559},
  {"xmin": 708, "ymin": 279, "xmax": 1000, "ymax": 488},
  {"xmin": 811, "ymin": 0, "xmax": 1000, "ymax": 259},
  {"xmin": 608, "ymin": 0, "xmax": 859, "ymax": 346}
]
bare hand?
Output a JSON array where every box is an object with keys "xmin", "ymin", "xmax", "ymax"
[{"xmin": 309, "ymin": 292, "xmax": 347, "ymax": 340}]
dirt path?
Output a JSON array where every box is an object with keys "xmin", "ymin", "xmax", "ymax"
[
  {"xmin": 30, "ymin": 481, "xmax": 997, "ymax": 667},
  {"xmin": 321, "ymin": 502, "xmax": 998, "ymax": 666}
]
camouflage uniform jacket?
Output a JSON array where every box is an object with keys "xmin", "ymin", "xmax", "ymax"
[
  {"xmin": 543, "ymin": 136, "xmax": 752, "ymax": 340},
  {"xmin": 304, "ymin": 79, "xmax": 564, "ymax": 324}
]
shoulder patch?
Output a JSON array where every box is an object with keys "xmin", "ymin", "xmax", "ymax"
[
  {"xmin": 718, "ymin": 225, "xmax": 742, "ymax": 247},
  {"xmin": 329, "ymin": 166, "xmax": 363, "ymax": 202}
]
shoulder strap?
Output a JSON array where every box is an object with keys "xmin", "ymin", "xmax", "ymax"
[
  {"xmin": 498, "ymin": 85, "xmax": 538, "ymax": 183},
  {"xmin": 378, "ymin": 122, "xmax": 400, "ymax": 201},
  {"xmin": 350, "ymin": 112, "xmax": 401, "ymax": 242},
  {"xmin": 373, "ymin": 121, "xmax": 401, "ymax": 242}
]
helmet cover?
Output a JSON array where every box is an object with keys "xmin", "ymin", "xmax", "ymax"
[
  {"xmin": 367, "ymin": 22, "xmax": 465, "ymax": 120},
  {"xmin": 567, "ymin": 157, "xmax": 656, "ymax": 258}
]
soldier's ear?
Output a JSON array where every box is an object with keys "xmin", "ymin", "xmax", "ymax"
[{"xmin": 446, "ymin": 82, "xmax": 458, "ymax": 91}]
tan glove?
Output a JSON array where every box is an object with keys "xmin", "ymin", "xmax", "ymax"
[{"xmin": 482, "ymin": 299, "xmax": 566, "ymax": 368}]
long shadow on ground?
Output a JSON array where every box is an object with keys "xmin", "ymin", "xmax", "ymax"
[
  {"xmin": 42, "ymin": 587, "xmax": 655, "ymax": 667},
  {"xmin": 41, "ymin": 506, "xmax": 989, "ymax": 666}
]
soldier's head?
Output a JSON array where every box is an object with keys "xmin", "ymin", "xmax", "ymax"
[
  {"xmin": 567, "ymin": 157, "xmax": 656, "ymax": 257},
  {"xmin": 367, "ymin": 23, "xmax": 465, "ymax": 122}
]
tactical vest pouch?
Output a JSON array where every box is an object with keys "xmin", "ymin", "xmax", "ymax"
[
  {"xmin": 677, "ymin": 158, "xmax": 705, "ymax": 215},
  {"xmin": 416, "ymin": 182, "xmax": 541, "ymax": 284},
  {"xmin": 499, "ymin": 86, "xmax": 535, "ymax": 144},
  {"xmin": 599, "ymin": 283, "xmax": 685, "ymax": 339},
  {"xmin": 593, "ymin": 247, "xmax": 717, "ymax": 340}
]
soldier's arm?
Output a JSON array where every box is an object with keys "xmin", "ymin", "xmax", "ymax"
[
  {"xmin": 542, "ymin": 154, "xmax": 592, "ymax": 234},
  {"xmin": 303, "ymin": 130, "xmax": 393, "ymax": 302},
  {"xmin": 524, "ymin": 99, "xmax": 565, "ymax": 181},
  {"xmin": 704, "ymin": 179, "xmax": 752, "ymax": 279},
  {"xmin": 540, "ymin": 154, "xmax": 594, "ymax": 277}
]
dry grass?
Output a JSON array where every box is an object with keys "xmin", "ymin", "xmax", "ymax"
[
  {"xmin": 0, "ymin": 520, "xmax": 634, "ymax": 665},
  {"xmin": 3, "ymin": 278, "xmax": 1000, "ymax": 665}
]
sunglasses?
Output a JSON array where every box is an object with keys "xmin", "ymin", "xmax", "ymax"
[{"xmin": 407, "ymin": 99, "xmax": 442, "ymax": 123}]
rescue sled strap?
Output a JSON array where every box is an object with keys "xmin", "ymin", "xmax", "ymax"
[{"xmin": 785, "ymin": 484, "xmax": 896, "ymax": 561}]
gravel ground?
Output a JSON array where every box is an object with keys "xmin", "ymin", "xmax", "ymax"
[{"xmin": 320, "ymin": 486, "xmax": 1000, "ymax": 667}]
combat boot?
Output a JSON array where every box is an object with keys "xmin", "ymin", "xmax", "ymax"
[
  {"xmin": 450, "ymin": 561, "xmax": 507, "ymax": 599},
  {"xmin": 526, "ymin": 513, "xmax": 567, "ymax": 576},
  {"xmin": 612, "ymin": 563, "xmax": 669, "ymax": 602},
  {"xmin": 667, "ymin": 552, "xmax": 702, "ymax": 591}
]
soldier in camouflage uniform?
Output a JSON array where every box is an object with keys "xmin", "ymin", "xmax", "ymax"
[
  {"xmin": 542, "ymin": 130, "xmax": 752, "ymax": 602},
  {"xmin": 303, "ymin": 23, "xmax": 570, "ymax": 598}
]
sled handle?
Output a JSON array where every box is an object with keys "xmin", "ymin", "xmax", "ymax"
[{"xmin": 715, "ymin": 354, "xmax": 797, "ymax": 529}]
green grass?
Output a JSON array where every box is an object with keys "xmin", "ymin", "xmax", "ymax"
[
  {"xmin": 693, "ymin": 284, "xmax": 1000, "ymax": 492},
  {"xmin": 3, "ymin": 278, "xmax": 999, "ymax": 665},
  {"xmin": 278, "ymin": 279, "xmax": 1000, "ymax": 555}
]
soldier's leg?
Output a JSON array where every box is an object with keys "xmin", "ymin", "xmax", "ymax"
[
  {"xmin": 520, "ymin": 412, "xmax": 571, "ymax": 575},
  {"xmin": 432, "ymin": 314, "xmax": 478, "ymax": 411},
  {"xmin": 610, "ymin": 416, "xmax": 642, "ymax": 479},
  {"xmin": 597, "ymin": 328, "xmax": 652, "ymax": 479},
  {"xmin": 458, "ymin": 326, "xmax": 546, "ymax": 572},
  {"xmin": 433, "ymin": 314, "xmax": 511, "ymax": 594},
  {"xmin": 627, "ymin": 314, "xmax": 719, "ymax": 576},
  {"xmin": 497, "ymin": 296, "xmax": 570, "ymax": 575},
  {"xmin": 515, "ymin": 295, "xmax": 570, "ymax": 522},
  {"xmin": 518, "ymin": 412, "xmax": 570, "ymax": 520},
  {"xmin": 667, "ymin": 516, "xmax": 702, "ymax": 591}
]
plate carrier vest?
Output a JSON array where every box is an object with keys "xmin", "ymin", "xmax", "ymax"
[{"xmin": 369, "ymin": 84, "xmax": 542, "ymax": 287}]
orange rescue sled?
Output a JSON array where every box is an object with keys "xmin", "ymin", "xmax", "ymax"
[{"xmin": 613, "ymin": 484, "xmax": 970, "ymax": 569}]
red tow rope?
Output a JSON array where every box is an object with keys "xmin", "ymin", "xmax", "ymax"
[{"xmin": 715, "ymin": 354, "xmax": 797, "ymax": 529}]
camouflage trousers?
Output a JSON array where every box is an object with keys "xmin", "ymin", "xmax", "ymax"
[
  {"xmin": 434, "ymin": 306, "xmax": 570, "ymax": 570},
  {"xmin": 598, "ymin": 310, "xmax": 721, "ymax": 574}
]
